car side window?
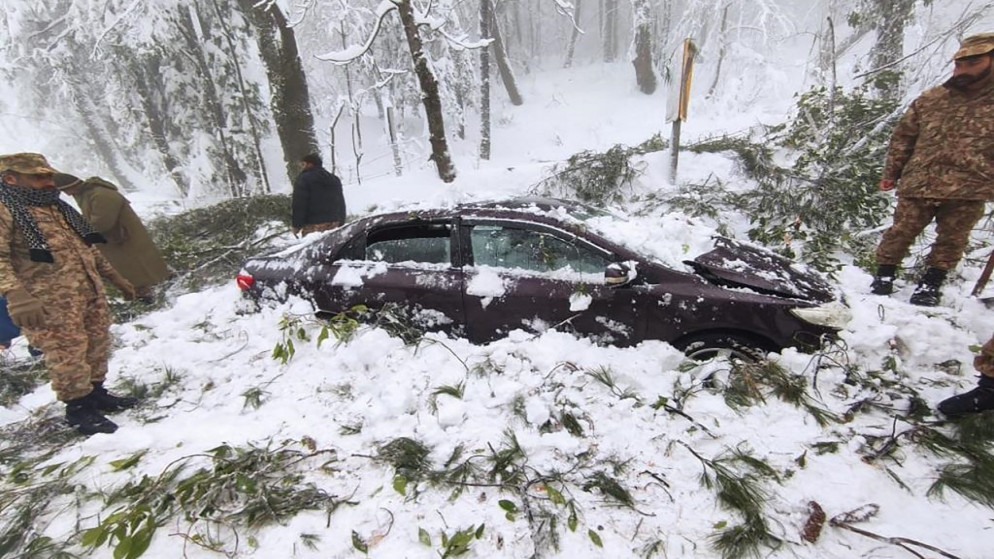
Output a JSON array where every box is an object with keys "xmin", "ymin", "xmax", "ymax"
[
  {"xmin": 470, "ymin": 225, "xmax": 608, "ymax": 274},
  {"xmin": 365, "ymin": 224, "xmax": 452, "ymax": 264}
]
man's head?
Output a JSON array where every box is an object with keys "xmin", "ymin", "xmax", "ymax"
[
  {"xmin": 54, "ymin": 173, "xmax": 83, "ymax": 195},
  {"xmin": 0, "ymin": 153, "xmax": 58, "ymax": 190},
  {"xmin": 300, "ymin": 153, "xmax": 322, "ymax": 170},
  {"xmin": 949, "ymin": 33, "xmax": 994, "ymax": 91}
]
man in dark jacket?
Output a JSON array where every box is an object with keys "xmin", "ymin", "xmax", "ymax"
[
  {"xmin": 291, "ymin": 153, "xmax": 346, "ymax": 236},
  {"xmin": 869, "ymin": 33, "xmax": 994, "ymax": 306}
]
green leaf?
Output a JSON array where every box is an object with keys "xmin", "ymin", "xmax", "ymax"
[
  {"xmin": 81, "ymin": 527, "xmax": 107, "ymax": 548},
  {"xmin": 714, "ymin": 520, "xmax": 728, "ymax": 529},
  {"xmin": 126, "ymin": 526, "xmax": 154, "ymax": 559},
  {"xmin": 393, "ymin": 474, "xmax": 408, "ymax": 495},
  {"xmin": 113, "ymin": 535, "xmax": 132, "ymax": 559},
  {"xmin": 316, "ymin": 327, "xmax": 330, "ymax": 348},
  {"xmin": 588, "ymin": 529, "xmax": 603, "ymax": 547},
  {"xmin": 474, "ymin": 524, "xmax": 485, "ymax": 538},
  {"xmin": 498, "ymin": 499, "xmax": 518, "ymax": 512},
  {"xmin": 109, "ymin": 451, "xmax": 147, "ymax": 471},
  {"xmin": 567, "ymin": 506, "xmax": 578, "ymax": 532},
  {"xmin": 351, "ymin": 530, "xmax": 368, "ymax": 553},
  {"xmin": 418, "ymin": 527, "xmax": 431, "ymax": 546},
  {"xmin": 546, "ymin": 485, "xmax": 566, "ymax": 506}
]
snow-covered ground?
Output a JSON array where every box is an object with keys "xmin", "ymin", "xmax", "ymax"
[{"xmin": 3, "ymin": 52, "xmax": 994, "ymax": 559}]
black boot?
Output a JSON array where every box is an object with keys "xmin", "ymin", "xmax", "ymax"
[
  {"xmin": 65, "ymin": 395, "xmax": 118, "ymax": 435},
  {"xmin": 909, "ymin": 267, "xmax": 948, "ymax": 306},
  {"xmin": 89, "ymin": 382, "xmax": 139, "ymax": 413},
  {"xmin": 870, "ymin": 264, "xmax": 898, "ymax": 295},
  {"xmin": 937, "ymin": 375, "xmax": 994, "ymax": 417}
]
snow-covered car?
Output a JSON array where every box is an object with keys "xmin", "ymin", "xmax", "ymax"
[{"xmin": 236, "ymin": 197, "xmax": 850, "ymax": 358}]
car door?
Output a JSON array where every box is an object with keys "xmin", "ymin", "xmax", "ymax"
[
  {"xmin": 460, "ymin": 220, "xmax": 643, "ymax": 345},
  {"xmin": 312, "ymin": 221, "xmax": 467, "ymax": 336}
]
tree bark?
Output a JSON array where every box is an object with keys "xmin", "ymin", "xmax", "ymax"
[
  {"xmin": 489, "ymin": 6, "xmax": 523, "ymax": 105},
  {"xmin": 564, "ymin": 0, "xmax": 583, "ymax": 69},
  {"xmin": 631, "ymin": 0, "xmax": 656, "ymax": 94},
  {"xmin": 126, "ymin": 50, "xmax": 190, "ymax": 196},
  {"xmin": 869, "ymin": 0, "xmax": 915, "ymax": 100},
  {"xmin": 705, "ymin": 3, "xmax": 729, "ymax": 98},
  {"xmin": 176, "ymin": 5, "xmax": 246, "ymax": 197},
  {"xmin": 211, "ymin": 0, "xmax": 269, "ymax": 194},
  {"xmin": 396, "ymin": 0, "xmax": 457, "ymax": 183},
  {"xmin": 603, "ymin": 0, "xmax": 619, "ymax": 62},
  {"xmin": 480, "ymin": 0, "xmax": 492, "ymax": 160},
  {"xmin": 237, "ymin": 0, "xmax": 319, "ymax": 186}
]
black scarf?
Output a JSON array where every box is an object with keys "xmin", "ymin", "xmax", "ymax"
[{"xmin": 0, "ymin": 179, "xmax": 105, "ymax": 263}]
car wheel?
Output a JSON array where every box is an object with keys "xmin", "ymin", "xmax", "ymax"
[{"xmin": 673, "ymin": 332, "xmax": 772, "ymax": 363}]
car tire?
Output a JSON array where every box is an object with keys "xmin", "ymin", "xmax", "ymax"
[{"xmin": 673, "ymin": 332, "xmax": 773, "ymax": 363}]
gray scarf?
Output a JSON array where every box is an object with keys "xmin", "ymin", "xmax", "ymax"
[{"xmin": 0, "ymin": 179, "xmax": 105, "ymax": 263}]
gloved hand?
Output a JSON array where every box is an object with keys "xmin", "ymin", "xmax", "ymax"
[
  {"xmin": 6, "ymin": 288, "xmax": 47, "ymax": 329},
  {"xmin": 103, "ymin": 269, "xmax": 137, "ymax": 300}
]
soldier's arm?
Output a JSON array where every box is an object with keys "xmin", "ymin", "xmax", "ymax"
[
  {"xmin": 0, "ymin": 206, "xmax": 23, "ymax": 295},
  {"xmin": 91, "ymin": 246, "xmax": 119, "ymax": 279},
  {"xmin": 882, "ymin": 100, "xmax": 920, "ymax": 181}
]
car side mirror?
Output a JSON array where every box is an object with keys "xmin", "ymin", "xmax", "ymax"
[{"xmin": 605, "ymin": 261, "xmax": 635, "ymax": 286}]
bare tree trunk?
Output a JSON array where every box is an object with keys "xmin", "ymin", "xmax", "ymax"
[
  {"xmin": 386, "ymin": 103, "xmax": 403, "ymax": 176},
  {"xmin": 397, "ymin": 0, "xmax": 457, "ymax": 183},
  {"xmin": 826, "ymin": 17, "xmax": 837, "ymax": 122},
  {"xmin": 480, "ymin": 0, "xmax": 492, "ymax": 160},
  {"xmin": 73, "ymin": 95, "xmax": 140, "ymax": 193},
  {"xmin": 237, "ymin": 0, "xmax": 319, "ymax": 186},
  {"xmin": 631, "ymin": 0, "xmax": 656, "ymax": 94},
  {"xmin": 564, "ymin": 0, "xmax": 583, "ymax": 68},
  {"xmin": 869, "ymin": 0, "xmax": 915, "ymax": 100},
  {"xmin": 706, "ymin": 2, "xmax": 729, "ymax": 98},
  {"xmin": 490, "ymin": 8, "xmax": 523, "ymax": 105},
  {"xmin": 126, "ymin": 51, "xmax": 190, "ymax": 196},
  {"xmin": 176, "ymin": 5, "xmax": 245, "ymax": 197},
  {"xmin": 603, "ymin": 0, "xmax": 619, "ymax": 62},
  {"xmin": 211, "ymin": 0, "xmax": 269, "ymax": 195}
]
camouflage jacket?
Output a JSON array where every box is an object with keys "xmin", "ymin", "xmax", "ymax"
[
  {"xmin": 0, "ymin": 202, "xmax": 116, "ymax": 303},
  {"xmin": 882, "ymin": 76, "xmax": 994, "ymax": 200}
]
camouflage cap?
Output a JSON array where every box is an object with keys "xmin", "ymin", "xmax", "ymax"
[
  {"xmin": 954, "ymin": 32, "xmax": 994, "ymax": 60},
  {"xmin": 0, "ymin": 153, "xmax": 58, "ymax": 175}
]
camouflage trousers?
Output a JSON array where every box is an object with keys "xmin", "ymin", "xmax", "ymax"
[
  {"xmin": 20, "ymin": 283, "xmax": 111, "ymax": 401},
  {"xmin": 875, "ymin": 197, "xmax": 986, "ymax": 271},
  {"xmin": 301, "ymin": 221, "xmax": 340, "ymax": 236}
]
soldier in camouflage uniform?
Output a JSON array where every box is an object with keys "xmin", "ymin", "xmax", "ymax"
[
  {"xmin": 0, "ymin": 153, "xmax": 139, "ymax": 435},
  {"xmin": 870, "ymin": 33, "xmax": 994, "ymax": 306},
  {"xmin": 937, "ymin": 334, "xmax": 994, "ymax": 416}
]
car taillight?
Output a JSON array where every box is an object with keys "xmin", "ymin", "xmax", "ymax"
[{"xmin": 236, "ymin": 273, "xmax": 255, "ymax": 291}]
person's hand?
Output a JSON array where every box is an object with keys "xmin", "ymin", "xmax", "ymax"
[
  {"xmin": 879, "ymin": 179, "xmax": 896, "ymax": 191},
  {"xmin": 6, "ymin": 288, "xmax": 47, "ymax": 329},
  {"xmin": 103, "ymin": 269, "xmax": 137, "ymax": 300}
]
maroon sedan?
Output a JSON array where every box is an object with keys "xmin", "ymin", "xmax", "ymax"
[{"xmin": 237, "ymin": 198, "xmax": 850, "ymax": 359}]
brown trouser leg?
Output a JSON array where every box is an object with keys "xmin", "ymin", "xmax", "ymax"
[
  {"xmin": 875, "ymin": 198, "xmax": 985, "ymax": 271},
  {"xmin": 301, "ymin": 221, "xmax": 340, "ymax": 236}
]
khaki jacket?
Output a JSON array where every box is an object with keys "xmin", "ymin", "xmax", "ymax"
[
  {"xmin": 72, "ymin": 178, "xmax": 170, "ymax": 290},
  {"xmin": 0, "ymin": 202, "xmax": 116, "ymax": 304},
  {"xmin": 882, "ymin": 77, "xmax": 994, "ymax": 200}
]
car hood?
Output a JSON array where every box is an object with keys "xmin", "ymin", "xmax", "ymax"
[{"xmin": 684, "ymin": 237, "xmax": 835, "ymax": 302}]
